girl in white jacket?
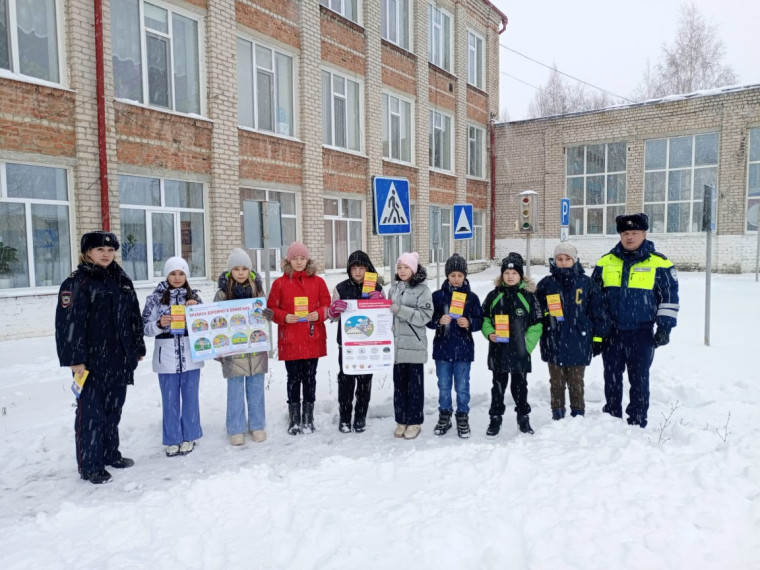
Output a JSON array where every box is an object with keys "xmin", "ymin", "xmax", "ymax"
[{"xmin": 142, "ymin": 257, "xmax": 204, "ymax": 457}]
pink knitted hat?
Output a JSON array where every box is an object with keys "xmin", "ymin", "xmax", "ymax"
[
  {"xmin": 286, "ymin": 241, "xmax": 310, "ymax": 261},
  {"xmin": 396, "ymin": 251, "xmax": 419, "ymax": 274}
]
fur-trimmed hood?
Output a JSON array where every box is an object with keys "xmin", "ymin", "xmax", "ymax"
[
  {"xmin": 394, "ymin": 265, "xmax": 428, "ymax": 286},
  {"xmin": 280, "ymin": 257, "xmax": 319, "ymax": 277},
  {"xmin": 493, "ymin": 274, "xmax": 536, "ymax": 293}
]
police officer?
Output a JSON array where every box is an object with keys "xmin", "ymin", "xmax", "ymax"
[
  {"xmin": 592, "ymin": 213, "xmax": 679, "ymax": 427},
  {"xmin": 56, "ymin": 231, "xmax": 145, "ymax": 483}
]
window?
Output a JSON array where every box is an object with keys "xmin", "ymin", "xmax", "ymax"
[
  {"xmin": 384, "ymin": 205, "xmax": 414, "ymax": 270},
  {"xmin": 0, "ymin": 162, "xmax": 71, "ymax": 289},
  {"xmin": 566, "ymin": 142, "xmax": 627, "ymax": 235},
  {"xmin": 239, "ymin": 188, "xmax": 297, "ymax": 272},
  {"xmin": 0, "ymin": 0, "xmax": 62, "ymax": 83},
  {"xmin": 119, "ymin": 174, "xmax": 205, "ymax": 281},
  {"xmin": 381, "ymin": 0, "xmax": 409, "ymax": 50},
  {"xmin": 111, "ymin": 0, "xmax": 202, "ymax": 114},
  {"xmin": 466, "ymin": 211, "xmax": 484, "ymax": 261},
  {"xmin": 467, "ymin": 30, "xmax": 484, "ymax": 89},
  {"xmin": 320, "ymin": 0, "xmax": 358, "ymax": 23},
  {"xmin": 382, "ymin": 92, "xmax": 412, "ymax": 163},
  {"xmin": 468, "ymin": 125, "xmax": 484, "ymax": 178},
  {"xmin": 429, "ymin": 206, "xmax": 450, "ymax": 263},
  {"xmin": 429, "ymin": 109, "xmax": 452, "ymax": 171},
  {"xmin": 324, "ymin": 197, "xmax": 362, "ymax": 271},
  {"xmin": 428, "ymin": 3, "xmax": 451, "ymax": 71},
  {"xmin": 237, "ymin": 38, "xmax": 294, "ymax": 137},
  {"xmin": 643, "ymin": 134, "xmax": 719, "ymax": 233},
  {"xmin": 322, "ymin": 69, "xmax": 361, "ymax": 152},
  {"xmin": 747, "ymin": 128, "xmax": 760, "ymax": 232}
]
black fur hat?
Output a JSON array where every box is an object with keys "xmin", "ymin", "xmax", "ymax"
[
  {"xmin": 616, "ymin": 213, "xmax": 649, "ymax": 233},
  {"xmin": 444, "ymin": 253, "xmax": 468, "ymax": 277},
  {"xmin": 80, "ymin": 231, "xmax": 120, "ymax": 253},
  {"xmin": 500, "ymin": 252, "xmax": 524, "ymax": 279}
]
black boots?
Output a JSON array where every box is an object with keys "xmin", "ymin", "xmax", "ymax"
[
  {"xmin": 518, "ymin": 415, "xmax": 534, "ymax": 434},
  {"xmin": 81, "ymin": 469, "xmax": 112, "ymax": 484},
  {"xmin": 302, "ymin": 402, "xmax": 315, "ymax": 434},
  {"xmin": 486, "ymin": 415, "xmax": 502, "ymax": 437},
  {"xmin": 433, "ymin": 411, "xmax": 453, "ymax": 435},
  {"xmin": 339, "ymin": 412, "xmax": 352, "ymax": 433},
  {"xmin": 287, "ymin": 403, "xmax": 301, "ymax": 435},
  {"xmin": 455, "ymin": 412, "xmax": 470, "ymax": 439},
  {"xmin": 353, "ymin": 414, "xmax": 366, "ymax": 433}
]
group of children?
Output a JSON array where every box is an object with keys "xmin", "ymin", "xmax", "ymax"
[{"xmin": 58, "ymin": 230, "xmax": 606, "ymax": 483}]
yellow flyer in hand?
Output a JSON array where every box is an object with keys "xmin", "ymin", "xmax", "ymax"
[
  {"xmin": 294, "ymin": 296, "xmax": 309, "ymax": 321},
  {"xmin": 494, "ymin": 314, "xmax": 510, "ymax": 343},
  {"xmin": 546, "ymin": 294, "xmax": 565, "ymax": 321},
  {"xmin": 449, "ymin": 291, "xmax": 466, "ymax": 318},
  {"xmin": 361, "ymin": 272, "xmax": 378, "ymax": 298},
  {"xmin": 170, "ymin": 305, "xmax": 187, "ymax": 334},
  {"xmin": 71, "ymin": 369, "xmax": 89, "ymax": 398}
]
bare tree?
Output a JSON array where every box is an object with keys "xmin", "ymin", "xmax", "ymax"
[
  {"xmin": 633, "ymin": 3, "xmax": 738, "ymax": 100},
  {"xmin": 528, "ymin": 66, "xmax": 615, "ymax": 118}
]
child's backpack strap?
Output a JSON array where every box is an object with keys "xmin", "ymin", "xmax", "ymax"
[
  {"xmin": 490, "ymin": 292, "xmax": 504, "ymax": 311},
  {"xmin": 517, "ymin": 292, "xmax": 531, "ymax": 313}
]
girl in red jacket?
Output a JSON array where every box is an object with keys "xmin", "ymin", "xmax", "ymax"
[{"xmin": 267, "ymin": 242, "xmax": 331, "ymax": 435}]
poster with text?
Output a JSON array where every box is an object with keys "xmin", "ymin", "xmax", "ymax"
[
  {"xmin": 186, "ymin": 298, "xmax": 270, "ymax": 361},
  {"xmin": 340, "ymin": 299, "xmax": 394, "ymax": 375}
]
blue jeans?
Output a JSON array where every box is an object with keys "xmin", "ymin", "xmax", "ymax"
[
  {"xmin": 158, "ymin": 369, "xmax": 202, "ymax": 445},
  {"xmin": 226, "ymin": 374, "xmax": 266, "ymax": 435},
  {"xmin": 435, "ymin": 360, "xmax": 471, "ymax": 413}
]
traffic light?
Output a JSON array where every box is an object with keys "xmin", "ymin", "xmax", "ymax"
[{"xmin": 518, "ymin": 191, "xmax": 538, "ymax": 233}]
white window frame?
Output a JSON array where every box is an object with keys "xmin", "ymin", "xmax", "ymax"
[
  {"xmin": 428, "ymin": 3, "xmax": 451, "ymax": 72},
  {"xmin": 466, "ymin": 210, "xmax": 485, "ymax": 261},
  {"xmin": 111, "ymin": 0, "xmax": 206, "ymax": 115},
  {"xmin": 467, "ymin": 124, "xmax": 485, "ymax": 178},
  {"xmin": 323, "ymin": 196, "xmax": 363, "ymax": 271},
  {"xmin": 322, "ymin": 67, "xmax": 363, "ymax": 153},
  {"xmin": 429, "ymin": 205, "xmax": 450, "ymax": 263},
  {"xmin": 429, "ymin": 108, "xmax": 453, "ymax": 172},
  {"xmin": 467, "ymin": 29, "xmax": 484, "ymax": 89},
  {"xmin": 0, "ymin": 0, "xmax": 65, "ymax": 86},
  {"xmin": 320, "ymin": 0, "xmax": 360, "ymax": 24},
  {"xmin": 382, "ymin": 91, "xmax": 414, "ymax": 164},
  {"xmin": 236, "ymin": 35, "xmax": 296, "ymax": 138},
  {"xmin": 239, "ymin": 187, "xmax": 298, "ymax": 273},
  {"xmin": 746, "ymin": 127, "xmax": 760, "ymax": 232},
  {"xmin": 381, "ymin": 0, "xmax": 410, "ymax": 50}
]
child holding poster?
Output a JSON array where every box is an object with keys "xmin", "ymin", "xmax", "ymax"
[
  {"xmin": 535, "ymin": 243, "xmax": 608, "ymax": 420},
  {"xmin": 142, "ymin": 257, "xmax": 204, "ymax": 457},
  {"xmin": 387, "ymin": 252, "xmax": 433, "ymax": 440},
  {"xmin": 328, "ymin": 250, "xmax": 385, "ymax": 433},
  {"xmin": 215, "ymin": 249, "xmax": 269, "ymax": 446},
  {"xmin": 267, "ymin": 242, "xmax": 331, "ymax": 435},
  {"xmin": 481, "ymin": 253, "xmax": 543, "ymax": 437},
  {"xmin": 427, "ymin": 254, "xmax": 483, "ymax": 438}
]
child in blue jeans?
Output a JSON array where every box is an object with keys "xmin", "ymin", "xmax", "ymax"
[{"xmin": 427, "ymin": 254, "xmax": 483, "ymax": 438}]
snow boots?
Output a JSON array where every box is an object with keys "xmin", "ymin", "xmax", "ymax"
[
  {"xmin": 287, "ymin": 403, "xmax": 302, "ymax": 435},
  {"xmin": 434, "ymin": 410, "xmax": 453, "ymax": 435},
  {"xmin": 455, "ymin": 412, "xmax": 470, "ymax": 439},
  {"xmin": 339, "ymin": 413, "xmax": 352, "ymax": 433},
  {"xmin": 81, "ymin": 469, "xmax": 112, "ymax": 484},
  {"xmin": 518, "ymin": 415, "xmax": 534, "ymax": 434},
  {"xmin": 486, "ymin": 415, "xmax": 502, "ymax": 437},
  {"xmin": 302, "ymin": 402, "xmax": 315, "ymax": 434},
  {"xmin": 552, "ymin": 408, "xmax": 566, "ymax": 421},
  {"xmin": 353, "ymin": 414, "xmax": 366, "ymax": 433}
]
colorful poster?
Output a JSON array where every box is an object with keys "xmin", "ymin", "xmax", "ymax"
[
  {"xmin": 340, "ymin": 299, "xmax": 395, "ymax": 375},
  {"xmin": 449, "ymin": 291, "xmax": 466, "ymax": 318},
  {"xmin": 186, "ymin": 298, "xmax": 270, "ymax": 361}
]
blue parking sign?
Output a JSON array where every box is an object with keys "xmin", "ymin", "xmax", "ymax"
[
  {"xmin": 373, "ymin": 176, "xmax": 411, "ymax": 235},
  {"xmin": 453, "ymin": 204, "xmax": 473, "ymax": 240},
  {"xmin": 561, "ymin": 198, "xmax": 570, "ymax": 227}
]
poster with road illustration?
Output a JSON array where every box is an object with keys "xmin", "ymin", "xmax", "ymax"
[
  {"xmin": 340, "ymin": 299, "xmax": 394, "ymax": 375},
  {"xmin": 187, "ymin": 298, "xmax": 270, "ymax": 361}
]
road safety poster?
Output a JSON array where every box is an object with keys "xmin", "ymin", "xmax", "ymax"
[
  {"xmin": 186, "ymin": 298, "xmax": 270, "ymax": 361},
  {"xmin": 340, "ymin": 299, "xmax": 394, "ymax": 375}
]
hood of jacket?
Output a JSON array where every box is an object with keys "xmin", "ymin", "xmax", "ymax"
[
  {"xmin": 439, "ymin": 278, "xmax": 472, "ymax": 295},
  {"xmin": 493, "ymin": 274, "xmax": 536, "ymax": 293},
  {"xmin": 281, "ymin": 257, "xmax": 319, "ymax": 278},
  {"xmin": 549, "ymin": 259, "xmax": 586, "ymax": 281},
  {"xmin": 78, "ymin": 260, "xmax": 132, "ymax": 284},
  {"xmin": 217, "ymin": 271, "xmax": 264, "ymax": 298},
  {"xmin": 394, "ymin": 265, "xmax": 428, "ymax": 287}
]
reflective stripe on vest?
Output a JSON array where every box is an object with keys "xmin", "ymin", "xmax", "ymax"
[{"xmin": 597, "ymin": 254, "xmax": 673, "ymax": 290}]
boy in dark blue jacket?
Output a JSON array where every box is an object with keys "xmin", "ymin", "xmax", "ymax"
[
  {"xmin": 536, "ymin": 243, "xmax": 608, "ymax": 420},
  {"xmin": 427, "ymin": 254, "xmax": 483, "ymax": 438}
]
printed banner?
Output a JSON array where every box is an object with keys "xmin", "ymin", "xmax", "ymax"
[
  {"xmin": 186, "ymin": 298, "xmax": 270, "ymax": 361},
  {"xmin": 340, "ymin": 299, "xmax": 394, "ymax": 375}
]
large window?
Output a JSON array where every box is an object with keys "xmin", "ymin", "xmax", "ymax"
[
  {"xmin": 382, "ymin": 92, "xmax": 412, "ymax": 163},
  {"xmin": 467, "ymin": 30, "xmax": 484, "ymax": 89},
  {"xmin": 747, "ymin": 128, "xmax": 760, "ymax": 232},
  {"xmin": 240, "ymin": 188, "xmax": 297, "ymax": 273},
  {"xmin": 111, "ymin": 0, "xmax": 202, "ymax": 114},
  {"xmin": 324, "ymin": 197, "xmax": 362, "ymax": 271},
  {"xmin": 0, "ymin": 162, "xmax": 71, "ymax": 289},
  {"xmin": 468, "ymin": 125, "xmax": 484, "ymax": 178},
  {"xmin": 643, "ymin": 134, "xmax": 719, "ymax": 233},
  {"xmin": 429, "ymin": 206, "xmax": 450, "ymax": 264},
  {"xmin": 320, "ymin": 0, "xmax": 358, "ymax": 23},
  {"xmin": 381, "ymin": 0, "xmax": 409, "ymax": 50},
  {"xmin": 429, "ymin": 109, "xmax": 452, "ymax": 171},
  {"xmin": 384, "ymin": 205, "xmax": 414, "ymax": 271},
  {"xmin": 322, "ymin": 69, "xmax": 361, "ymax": 152},
  {"xmin": 0, "ymin": 0, "xmax": 61, "ymax": 83},
  {"xmin": 237, "ymin": 37, "xmax": 294, "ymax": 137},
  {"xmin": 566, "ymin": 142, "xmax": 627, "ymax": 235},
  {"xmin": 119, "ymin": 174, "xmax": 205, "ymax": 281},
  {"xmin": 466, "ymin": 210, "xmax": 484, "ymax": 261},
  {"xmin": 428, "ymin": 3, "xmax": 451, "ymax": 71}
]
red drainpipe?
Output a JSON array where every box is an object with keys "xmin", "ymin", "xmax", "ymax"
[
  {"xmin": 94, "ymin": 0, "xmax": 110, "ymax": 231},
  {"xmin": 489, "ymin": 8, "xmax": 508, "ymax": 260}
]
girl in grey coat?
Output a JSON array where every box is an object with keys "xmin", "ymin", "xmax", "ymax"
[{"xmin": 387, "ymin": 252, "xmax": 433, "ymax": 440}]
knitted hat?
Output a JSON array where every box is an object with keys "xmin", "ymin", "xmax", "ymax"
[
  {"xmin": 444, "ymin": 253, "xmax": 468, "ymax": 277},
  {"xmin": 616, "ymin": 213, "xmax": 649, "ymax": 233},
  {"xmin": 396, "ymin": 251, "xmax": 419, "ymax": 274},
  {"xmin": 286, "ymin": 241, "xmax": 310, "ymax": 261},
  {"xmin": 80, "ymin": 231, "xmax": 120, "ymax": 253},
  {"xmin": 164, "ymin": 256, "xmax": 190, "ymax": 278},
  {"xmin": 553, "ymin": 242, "xmax": 578, "ymax": 262},
  {"xmin": 227, "ymin": 248, "xmax": 252, "ymax": 272},
  {"xmin": 500, "ymin": 252, "xmax": 524, "ymax": 279}
]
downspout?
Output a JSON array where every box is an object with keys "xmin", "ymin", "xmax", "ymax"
[
  {"xmin": 94, "ymin": 0, "xmax": 110, "ymax": 231},
  {"xmin": 489, "ymin": 11, "xmax": 508, "ymax": 260}
]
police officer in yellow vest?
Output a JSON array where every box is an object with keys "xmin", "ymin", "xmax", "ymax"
[{"xmin": 591, "ymin": 213, "xmax": 679, "ymax": 428}]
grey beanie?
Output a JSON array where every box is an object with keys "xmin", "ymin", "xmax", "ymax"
[
  {"xmin": 227, "ymin": 248, "xmax": 252, "ymax": 272},
  {"xmin": 553, "ymin": 242, "xmax": 578, "ymax": 262}
]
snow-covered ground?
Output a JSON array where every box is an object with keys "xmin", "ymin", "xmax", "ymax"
[{"xmin": 1, "ymin": 267, "xmax": 758, "ymax": 569}]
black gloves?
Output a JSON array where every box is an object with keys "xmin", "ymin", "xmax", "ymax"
[
  {"xmin": 262, "ymin": 308, "xmax": 274, "ymax": 321},
  {"xmin": 653, "ymin": 327, "xmax": 670, "ymax": 348},
  {"xmin": 592, "ymin": 340, "xmax": 605, "ymax": 357}
]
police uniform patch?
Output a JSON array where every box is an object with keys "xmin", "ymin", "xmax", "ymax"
[{"xmin": 60, "ymin": 291, "xmax": 72, "ymax": 308}]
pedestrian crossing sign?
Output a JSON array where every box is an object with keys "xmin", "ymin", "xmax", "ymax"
[
  {"xmin": 453, "ymin": 204, "xmax": 474, "ymax": 240},
  {"xmin": 373, "ymin": 176, "xmax": 411, "ymax": 235}
]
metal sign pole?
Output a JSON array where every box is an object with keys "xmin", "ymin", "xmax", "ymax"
[
  {"xmin": 525, "ymin": 233, "xmax": 531, "ymax": 277},
  {"xmin": 262, "ymin": 204, "xmax": 273, "ymax": 357},
  {"xmin": 703, "ymin": 185, "xmax": 712, "ymax": 347}
]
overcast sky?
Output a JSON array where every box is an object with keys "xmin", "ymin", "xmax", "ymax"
[{"xmin": 492, "ymin": 0, "xmax": 760, "ymax": 121}]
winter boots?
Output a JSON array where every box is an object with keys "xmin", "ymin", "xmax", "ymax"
[
  {"xmin": 518, "ymin": 415, "xmax": 534, "ymax": 434},
  {"xmin": 287, "ymin": 403, "xmax": 302, "ymax": 435},
  {"xmin": 486, "ymin": 415, "xmax": 502, "ymax": 437},
  {"xmin": 81, "ymin": 469, "xmax": 112, "ymax": 484},
  {"xmin": 353, "ymin": 414, "xmax": 366, "ymax": 433},
  {"xmin": 455, "ymin": 412, "xmax": 470, "ymax": 439},
  {"xmin": 301, "ymin": 402, "xmax": 315, "ymax": 434},
  {"xmin": 433, "ymin": 411, "xmax": 453, "ymax": 435},
  {"xmin": 552, "ymin": 408, "xmax": 566, "ymax": 421}
]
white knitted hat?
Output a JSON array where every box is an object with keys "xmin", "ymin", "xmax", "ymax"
[{"xmin": 163, "ymin": 256, "xmax": 190, "ymax": 278}]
